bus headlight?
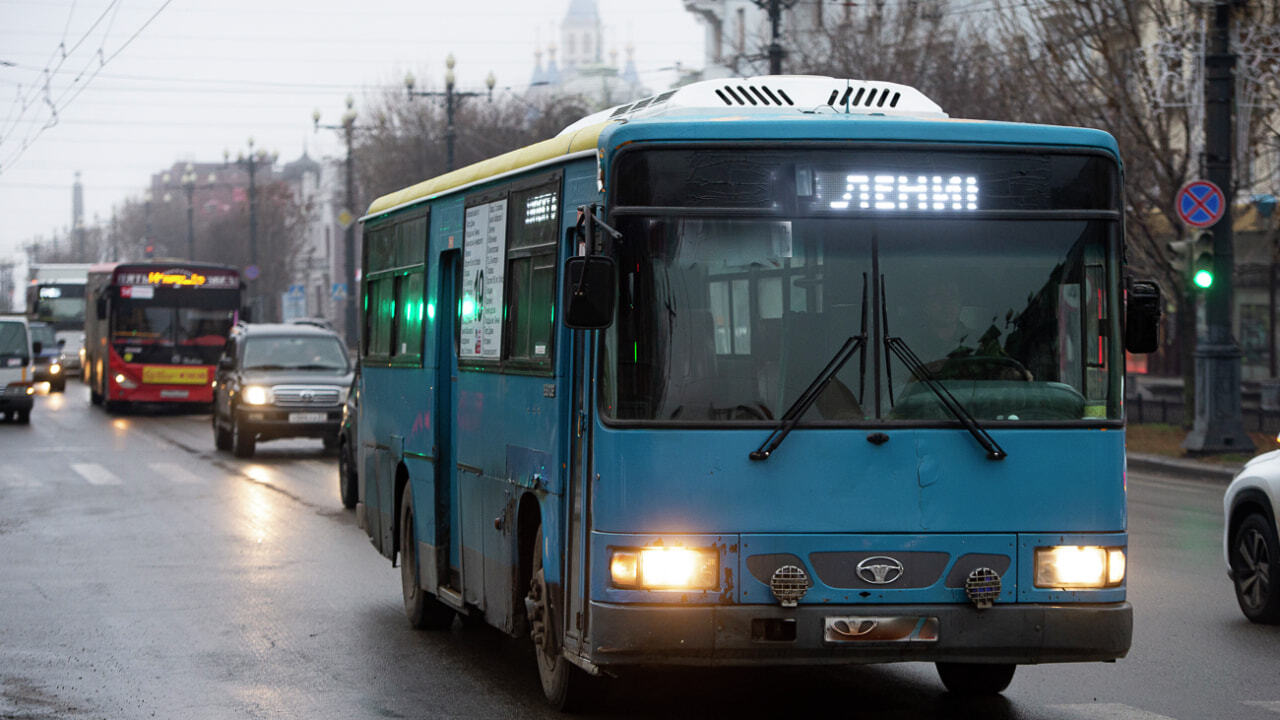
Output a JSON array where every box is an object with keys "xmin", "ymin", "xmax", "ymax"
[
  {"xmin": 243, "ymin": 385, "xmax": 271, "ymax": 405},
  {"xmin": 610, "ymin": 547, "xmax": 719, "ymax": 590},
  {"xmin": 113, "ymin": 373, "xmax": 137, "ymax": 389},
  {"xmin": 1034, "ymin": 546, "xmax": 1125, "ymax": 588}
]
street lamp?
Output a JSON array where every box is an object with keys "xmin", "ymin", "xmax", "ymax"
[
  {"xmin": 404, "ymin": 54, "xmax": 496, "ymax": 172},
  {"xmin": 226, "ymin": 138, "xmax": 277, "ymax": 320},
  {"xmin": 314, "ymin": 95, "xmax": 362, "ymax": 348},
  {"xmin": 181, "ymin": 162, "xmax": 197, "ymax": 261}
]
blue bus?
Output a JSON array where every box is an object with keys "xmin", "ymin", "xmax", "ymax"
[{"xmin": 355, "ymin": 76, "xmax": 1161, "ymax": 709}]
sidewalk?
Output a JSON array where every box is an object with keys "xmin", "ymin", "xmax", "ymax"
[{"xmin": 1126, "ymin": 452, "xmax": 1243, "ymax": 483}]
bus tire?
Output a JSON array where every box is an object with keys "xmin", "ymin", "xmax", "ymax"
[
  {"xmin": 231, "ymin": 417, "xmax": 255, "ymax": 458},
  {"xmin": 338, "ymin": 439, "xmax": 358, "ymax": 508},
  {"xmin": 1230, "ymin": 513, "xmax": 1280, "ymax": 624},
  {"xmin": 399, "ymin": 483, "xmax": 455, "ymax": 630},
  {"xmin": 935, "ymin": 662, "xmax": 1016, "ymax": 696},
  {"xmin": 528, "ymin": 526, "xmax": 594, "ymax": 711},
  {"xmin": 213, "ymin": 415, "xmax": 232, "ymax": 452}
]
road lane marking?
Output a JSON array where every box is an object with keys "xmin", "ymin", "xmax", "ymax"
[
  {"xmin": 0, "ymin": 469, "xmax": 40, "ymax": 487},
  {"xmin": 1243, "ymin": 701, "xmax": 1280, "ymax": 713},
  {"xmin": 149, "ymin": 462, "xmax": 206, "ymax": 484},
  {"xmin": 70, "ymin": 463, "xmax": 122, "ymax": 486},
  {"xmin": 1047, "ymin": 704, "xmax": 1178, "ymax": 720}
]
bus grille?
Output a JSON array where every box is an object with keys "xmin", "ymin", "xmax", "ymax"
[{"xmin": 272, "ymin": 385, "xmax": 341, "ymax": 407}]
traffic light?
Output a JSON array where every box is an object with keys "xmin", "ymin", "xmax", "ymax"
[
  {"xmin": 144, "ymin": 243, "xmax": 155, "ymax": 259},
  {"xmin": 1191, "ymin": 231, "xmax": 1214, "ymax": 290}
]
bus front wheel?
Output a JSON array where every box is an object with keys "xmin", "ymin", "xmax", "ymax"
[
  {"xmin": 527, "ymin": 526, "xmax": 594, "ymax": 711},
  {"xmin": 935, "ymin": 662, "xmax": 1016, "ymax": 696},
  {"xmin": 398, "ymin": 483, "xmax": 455, "ymax": 630}
]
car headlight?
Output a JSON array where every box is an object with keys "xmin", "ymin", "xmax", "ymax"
[
  {"xmin": 243, "ymin": 385, "xmax": 271, "ymax": 405},
  {"xmin": 49, "ymin": 363, "xmax": 61, "ymax": 375},
  {"xmin": 610, "ymin": 547, "xmax": 719, "ymax": 590},
  {"xmin": 1034, "ymin": 546, "xmax": 1126, "ymax": 588}
]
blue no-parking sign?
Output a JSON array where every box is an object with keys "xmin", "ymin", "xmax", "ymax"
[{"xmin": 1176, "ymin": 180, "xmax": 1225, "ymax": 229}]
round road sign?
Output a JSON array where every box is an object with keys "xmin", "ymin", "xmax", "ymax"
[
  {"xmin": 1176, "ymin": 180, "xmax": 1226, "ymax": 229},
  {"xmin": 244, "ymin": 265, "xmax": 260, "ymax": 281}
]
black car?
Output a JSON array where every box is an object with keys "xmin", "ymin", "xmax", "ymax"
[
  {"xmin": 212, "ymin": 322, "xmax": 353, "ymax": 458},
  {"xmin": 337, "ymin": 366, "xmax": 359, "ymax": 508},
  {"xmin": 28, "ymin": 321, "xmax": 66, "ymax": 392}
]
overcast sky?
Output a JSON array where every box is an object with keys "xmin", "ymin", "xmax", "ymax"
[{"xmin": 0, "ymin": 0, "xmax": 706, "ymax": 261}]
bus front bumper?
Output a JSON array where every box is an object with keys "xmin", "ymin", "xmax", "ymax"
[{"xmin": 585, "ymin": 601, "xmax": 1131, "ymax": 667}]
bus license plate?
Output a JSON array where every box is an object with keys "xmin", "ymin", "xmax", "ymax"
[
  {"xmin": 823, "ymin": 616, "xmax": 939, "ymax": 644},
  {"xmin": 159, "ymin": 389, "xmax": 189, "ymax": 398},
  {"xmin": 289, "ymin": 412, "xmax": 327, "ymax": 423}
]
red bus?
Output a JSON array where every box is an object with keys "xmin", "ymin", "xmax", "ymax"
[{"xmin": 84, "ymin": 262, "xmax": 243, "ymax": 410}]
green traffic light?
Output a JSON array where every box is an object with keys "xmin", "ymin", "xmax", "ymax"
[{"xmin": 1193, "ymin": 269, "xmax": 1214, "ymax": 289}]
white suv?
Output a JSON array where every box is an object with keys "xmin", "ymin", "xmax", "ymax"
[
  {"xmin": 1224, "ymin": 450, "xmax": 1280, "ymax": 623},
  {"xmin": 0, "ymin": 315, "xmax": 36, "ymax": 423}
]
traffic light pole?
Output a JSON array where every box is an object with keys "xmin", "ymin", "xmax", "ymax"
[{"xmin": 1184, "ymin": 0, "xmax": 1254, "ymax": 454}]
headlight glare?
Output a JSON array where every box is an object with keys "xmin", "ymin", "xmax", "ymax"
[
  {"xmin": 113, "ymin": 373, "xmax": 137, "ymax": 389},
  {"xmin": 49, "ymin": 363, "xmax": 61, "ymax": 374},
  {"xmin": 610, "ymin": 547, "xmax": 718, "ymax": 590},
  {"xmin": 243, "ymin": 385, "xmax": 270, "ymax": 405},
  {"xmin": 1035, "ymin": 546, "xmax": 1125, "ymax": 588}
]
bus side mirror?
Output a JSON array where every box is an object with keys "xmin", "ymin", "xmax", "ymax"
[
  {"xmin": 563, "ymin": 256, "xmax": 616, "ymax": 329},
  {"xmin": 1125, "ymin": 279, "xmax": 1161, "ymax": 354},
  {"xmin": 31, "ymin": 341, "xmax": 42, "ymax": 355},
  {"xmin": 219, "ymin": 356, "xmax": 235, "ymax": 371},
  {"xmin": 95, "ymin": 297, "xmax": 107, "ymax": 320}
]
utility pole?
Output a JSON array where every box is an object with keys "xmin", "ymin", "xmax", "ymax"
[
  {"xmin": 405, "ymin": 54, "xmax": 496, "ymax": 172},
  {"xmin": 752, "ymin": 0, "xmax": 798, "ymax": 75},
  {"xmin": 314, "ymin": 96, "xmax": 363, "ymax": 348},
  {"xmin": 227, "ymin": 139, "xmax": 277, "ymax": 321},
  {"xmin": 1184, "ymin": 0, "xmax": 1254, "ymax": 454}
]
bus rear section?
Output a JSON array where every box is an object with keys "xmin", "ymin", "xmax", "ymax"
[{"xmin": 85, "ymin": 263, "xmax": 242, "ymax": 409}]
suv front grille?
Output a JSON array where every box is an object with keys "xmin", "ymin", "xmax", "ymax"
[{"xmin": 273, "ymin": 385, "xmax": 341, "ymax": 407}]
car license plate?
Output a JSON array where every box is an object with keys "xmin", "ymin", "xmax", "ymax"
[
  {"xmin": 823, "ymin": 616, "xmax": 939, "ymax": 643},
  {"xmin": 159, "ymin": 389, "xmax": 189, "ymax": 398},
  {"xmin": 289, "ymin": 412, "xmax": 327, "ymax": 423}
]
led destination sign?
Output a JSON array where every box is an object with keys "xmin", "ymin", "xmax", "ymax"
[
  {"xmin": 115, "ymin": 269, "xmax": 239, "ymax": 288},
  {"xmin": 817, "ymin": 173, "xmax": 979, "ymax": 211}
]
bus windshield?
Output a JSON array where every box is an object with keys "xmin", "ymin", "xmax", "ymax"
[
  {"xmin": 604, "ymin": 147, "xmax": 1121, "ymax": 425},
  {"xmin": 32, "ymin": 284, "xmax": 85, "ymax": 329},
  {"xmin": 111, "ymin": 302, "xmax": 235, "ymax": 365}
]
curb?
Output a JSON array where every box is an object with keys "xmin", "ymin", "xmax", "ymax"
[{"xmin": 1127, "ymin": 452, "xmax": 1240, "ymax": 483}]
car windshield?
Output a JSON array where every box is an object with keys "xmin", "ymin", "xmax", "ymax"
[
  {"xmin": 243, "ymin": 335, "xmax": 349, "ymax": 372},
  {"xmin": 30, "ymin": 324, "xmax": 57, "ymax": 349},
  {"xmin": 0, "ymin": 321, "xmax": 28, "ymax": 359}
]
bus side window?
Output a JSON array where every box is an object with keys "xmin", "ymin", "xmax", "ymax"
[{"xmin": 503, "ymin": 180, "xmax": 559, "ymax": 369}]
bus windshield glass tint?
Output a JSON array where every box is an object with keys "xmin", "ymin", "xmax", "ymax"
[
  {"xmin": 604, "ymin": 217, "xmax": 1118, "ymax": 424},
  {"xmin": 111, "ymin": 303, "xmax": 235, "ymax": 365}
]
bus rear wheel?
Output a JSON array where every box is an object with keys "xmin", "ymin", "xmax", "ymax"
[
  {"xmin": 398, "ymin": 483, "xmax": 455, "ymax": 630},
  {"xmin": 935, "ymin": 662, "xmax": 1016, "ymax": 696},
  {"xmin": 527, "ymin": 526, "xmax": 594, "ymax": 711}
]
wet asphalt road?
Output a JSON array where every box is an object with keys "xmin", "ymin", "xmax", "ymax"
[{"xmin": 1, "ymin": 384, "xmax": 1278, "ymax": 720}]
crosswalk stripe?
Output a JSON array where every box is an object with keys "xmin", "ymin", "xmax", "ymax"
[
  {"xmin": 1047, "ymin": 704, "xmax": 1177, "ymax": 720},
  {"xmin": 70, "ymin": 463, "xmax": 122, "ymax": 486},
  {"xmin": 1243, "ymin": 701, "xmax": 1280, "ymax": 714},
  {"xmin": 149, "ymin": 462, "xmax": 206, "ymax": 484}
]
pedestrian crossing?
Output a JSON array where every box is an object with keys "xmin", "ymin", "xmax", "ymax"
[{"xmin": 0, "ymin": 459, "xmax": 337, "ymax": 489}]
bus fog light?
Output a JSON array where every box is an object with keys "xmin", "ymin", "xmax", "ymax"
[
  {"xmin": 964, "ymin": 567, "xmax": 1001, "ymax": 608},
  {"xmin": 1034, "ymin": 546, "xmax": 1124, "ymax": 588},
  {"xmin": 610, "ymin": 547, "xmax": 718, "ymax": 590}
]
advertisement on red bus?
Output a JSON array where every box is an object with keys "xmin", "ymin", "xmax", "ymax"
[{"xmin": 84, "ymin": 262, "xmax": 242, "ymax": 410}]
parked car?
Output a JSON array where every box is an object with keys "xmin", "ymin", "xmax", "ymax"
[
  {"xmin": 338, "ymin": 366, "xmax": 359, "ymax": 509},
  {"xmin": 0, "ymin": 315, "xmax": 36, "ymax": 423},
  {"xmin": 28, "ymin": 321, "xmax": 66, "ymax": 392},
  {"xmin": 212, "ymin": 323, "xmax": 353, "ymax": 459},
  {"xmin": 1224, "ymin": 447, "xmax": 1280, "ymax": 623}
]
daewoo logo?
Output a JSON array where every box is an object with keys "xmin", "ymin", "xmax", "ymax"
[{"xmin": 856, "ymin": 556, "xmax": 904, "ymax": 585}]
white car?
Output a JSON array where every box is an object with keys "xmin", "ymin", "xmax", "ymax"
[{"xmin": 1224, "ymin": 449, "xmax": 1280, "ymax": 623}]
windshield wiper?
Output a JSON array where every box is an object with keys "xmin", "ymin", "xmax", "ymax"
[
  {"xmin": 884, "ymin": 336, "xmax": 1007, "ymax": 461},
  {"xmin": 288, "ymin": 364, "xmax": 345, "ymax": 371},
  {"xmin": 244, "ymin": 364, "xmax": 288, "ymax": 370},
  {"xmin": 749, "ymin": 335, "xmax": 866, "ymax": 461}
]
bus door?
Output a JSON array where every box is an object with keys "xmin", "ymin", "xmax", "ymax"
[
  {"xmin": 433, "ymin": 250, "xmax": 464, "ymax": 606},
  {"xmin": 561, "ymin": 322, "xmax": 594, "ymax": 656}
]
